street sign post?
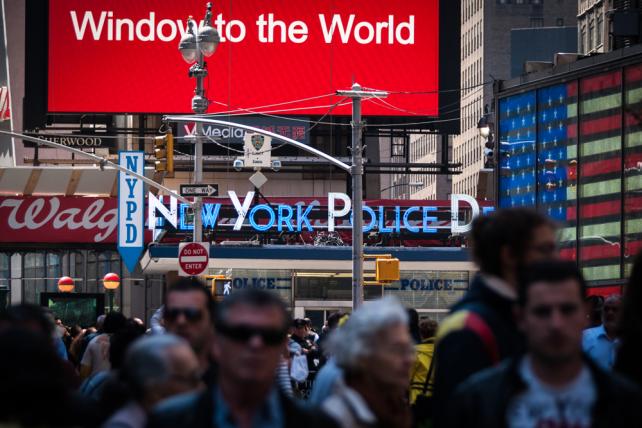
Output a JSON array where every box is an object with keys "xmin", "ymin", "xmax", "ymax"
[
  {"xmin": 178, "ymin": 242, "xmax": 210, "ymax": 277},
  {"xmin": 180, "ymin": 184, "xmax": 219, "ymax": 197}
]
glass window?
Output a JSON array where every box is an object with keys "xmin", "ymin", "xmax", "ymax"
[
  {"xmin": 537, "ymin": 83, "xmax": 579, "ymax": 261},
  {"xmin": 383, "ymin": 271, "xmax": 469, "ymax": 310},
  {"xmin": 498, "ymin": 91, "xmax": 537, "ymax": 208},
  {"xmin": 624, "ymin": 64, "xmax": 642, "ymax": 276},
  {"xmin": 0, "ymin": 253, "xmax": 10, "ymax": 311},
  {"xmin": 578, "ymin": 70, "xmax": 623, "ymax": 281},
  {"xmin": 23, "ymin": 252, "xmax": 46, "ymax": 304},
  {"xmin": 220, "ymin": 269, "xmax": 293, "ymax": 304},
  {"xmin": 46, "ymin": 253, "xmax": 62, "ymax": 293}
]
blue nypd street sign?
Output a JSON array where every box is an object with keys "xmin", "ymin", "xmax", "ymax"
[{"xmin": 118, "ymin": 151, "xmax": 145, "ymax": 273}]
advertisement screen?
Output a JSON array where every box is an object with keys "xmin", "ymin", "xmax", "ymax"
[{"xmin": 47, "ymin": 0, "xmax": 442, "ymax": 117}]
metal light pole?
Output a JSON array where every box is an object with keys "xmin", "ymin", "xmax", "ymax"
[
  {"xmin": 336, "ymin": 83, "xmax": 388, "ymax": 309},
  {"xmin": 179, "ymin": 3, "xmax": 220, "ymax": 243}
]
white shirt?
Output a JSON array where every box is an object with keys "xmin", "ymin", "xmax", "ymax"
[
  {"xmin": 81, "ymin": 333, "xmax": 112, "ymax": 376},
  {"xmin": 506, "ymin": 357, "xmax": 596, "ymax": 428}
]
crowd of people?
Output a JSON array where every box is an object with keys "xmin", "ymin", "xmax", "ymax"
[{"xmin": 2, "ymin": 207, "xmax": 642, "ymax": 428}]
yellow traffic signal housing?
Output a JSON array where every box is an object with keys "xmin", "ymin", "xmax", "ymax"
[
  {"xmin": 204, "ymin": 275, "xmax": 229, "ymax": 299},
  {"xmin": 376, "ymin": 257, "xmax": 400, "ymax": 282},
  {"xmin": 154, "ymin": 132, "xmax": 174, "ymax": 177}
]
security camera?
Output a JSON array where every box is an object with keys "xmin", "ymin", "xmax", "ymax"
[
  {"xmin": 233, "ymin": 159, "xmax": 244, "ymax": 171},
  {"xmin": 271, "ymin": 159, "xmax": 282, "ymax": 172}
]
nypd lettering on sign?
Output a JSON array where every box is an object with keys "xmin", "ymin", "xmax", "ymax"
[{"xmin": 118, "ymin": 151, "xmax": 144, "ymax": 273}]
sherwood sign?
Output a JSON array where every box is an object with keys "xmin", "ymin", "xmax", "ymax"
[{"xmin": 24, "ymin": 133, "xmax": 111, "ymax": 148}]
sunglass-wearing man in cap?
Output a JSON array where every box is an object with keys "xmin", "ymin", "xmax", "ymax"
[
  {"xmin": 148, "ymin": 289, "xmax": 338, "ymax": 428},
  {"xmin": 162, "ymin": 277, "xmax": 217, "ymax": 386}
]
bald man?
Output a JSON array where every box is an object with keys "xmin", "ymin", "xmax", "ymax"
[{"xmin": 583, "ymin": 294, "xmax": 622, "ymax": 370}]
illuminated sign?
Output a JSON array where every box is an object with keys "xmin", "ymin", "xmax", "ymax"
[
  {"xmin": 148, "ymin": 191, "xmax": 494, "ymax": 237},
  {"xmin": 47, "ymin": 0, "xmax": 442, "ymax": 116}
]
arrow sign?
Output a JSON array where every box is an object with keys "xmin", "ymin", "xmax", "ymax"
[{"xmin": 180, "ymin": 184, "xmax": 219, "ymax": 197}]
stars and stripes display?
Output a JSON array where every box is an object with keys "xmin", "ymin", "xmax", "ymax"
[
  {"xmin": 625, "ymin": 64, "xmax": 642, "ymax": 276},
  {"xmin": 499, "ymin": 91, "xmax": 537, "ymax": 208},
  {"xmin": 498, "ymin": 62, "xmax": 642, "ymax": 284},
  {"xmin": 577, "ymin": 70, "xmax": 623, "ymax": 282}
]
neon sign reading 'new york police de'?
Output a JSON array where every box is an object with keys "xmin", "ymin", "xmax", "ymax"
[{"xmin": 147, "ymin": 191, "xmax": 493, "ymax": 235}]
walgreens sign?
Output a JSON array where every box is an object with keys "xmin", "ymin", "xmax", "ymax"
[{"xmin": 48, "ymin": 0, "xmax": 440, "ymax": 116}]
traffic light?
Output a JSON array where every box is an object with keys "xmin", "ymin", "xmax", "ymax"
[
  {"xmin": 375, "ymin": 257, "xmax": 400, "ymax": 283},
  {"xmin": 154, "ymin": 132, "xmax": 174, "ymax": 176},
  {"xmin": 205, "ymin": 275, "xmax": 230, "ymax": 301}
]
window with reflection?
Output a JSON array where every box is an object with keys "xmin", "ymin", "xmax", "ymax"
[
  {"xmin": 46, "ymin": 253, "xmax": 62, "ymax": 293},
  {"xmin": 578, "ymin": 70, "xmax": 623, "ymax": 281},
  {"xmin": 537, "ymin": 82, "xmax": 579, "ymax": 261},
  {"xmin": 23, "ymin": 253, "xmax": 46, "ymax": 304},
  {"xmin": 0, "ymin": 253, "xmax": 10, "ymax": 310},
  {"xmin": 624, "ymin": 64, "xmax": 642, "ymax": 276},
  {"xmin": 499, "ymin": 91, "xmax": 537, "ymax": 208}
]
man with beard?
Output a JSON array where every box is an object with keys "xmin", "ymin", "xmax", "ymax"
[{"xmin": 446, "ymin": 260, "xmax": 642, "ymax": 428}]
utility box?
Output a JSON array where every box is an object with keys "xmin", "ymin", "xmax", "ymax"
[{"xmin": 376, "ymin": 258, "xmax": 400, "ymax": 282}]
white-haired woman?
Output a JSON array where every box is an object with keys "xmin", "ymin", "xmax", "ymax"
[{"xmin": 322, "ymin": 297, "xmax": 415, "ymax": 428}]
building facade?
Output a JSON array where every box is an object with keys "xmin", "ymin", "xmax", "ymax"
[
  {"xmin": 578, "ymin": 0, "xmax": 642, "ymax": 55},
  {"xmin": 496, "ymin": 44, "xmax": 642, "ymax": 290},
  {"xmin": 454, "ymin": 0, "xmax": 578, "ymax": 199}
]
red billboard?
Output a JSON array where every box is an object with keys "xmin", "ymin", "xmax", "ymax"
[{"xmin": 47, "ymin": 0, "xmax": 442, "ymax": 117}]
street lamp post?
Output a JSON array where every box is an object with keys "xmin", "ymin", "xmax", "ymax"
[
  {"xmin": 103, "ymin": 273, "xmax": 120, "ymax": 313},
  {"xmin": 179, "ymin": 3, "xmax": 220, "ymax": 243},
  {"xmin": 336, "ymin": 83, "xmax": 388, "ymax": 309}
]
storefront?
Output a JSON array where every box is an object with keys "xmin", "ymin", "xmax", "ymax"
[{"xmin": 0, "ymin": 166, "xmax": 164, "ymax": 320}]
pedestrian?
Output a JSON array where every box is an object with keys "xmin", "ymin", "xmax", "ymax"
[
  {"xmin": 582, "ymin": 294, "xmax": 622, "ymax": 369},
  {"xmin": 308, "ymin": 312, "xmax": 347, "ymax": 406},
  {"xmin": 407, "ymin": 308, "xmax": 421, "ymax": 344},
  {"xmin": 82, "ymin": 319, "xmax": 146, "ymax": 408},
  {"xmin": 615, "ymin": 250, "xmax": 642, "ymax": 387},
  {"xmin": 322, "ymin": 297, "xmax": 415, "ymax": 428},
  {"xmin": 78, "ymin": 315, "xmax": 106, "ymax": 363},
  {"xmin": 147, "ymin": 289, "xmax": 338, "ymax": 428},
  {"xmin": 80, "ymin": 312, "xmax": 127, "ymax": 380},
  {"xmin": 446, "ymin": 260, "xmax": 642, "ymax": 428},
  {"xmin": 432, "ymin": 208, "xmax": 557, "ymax": 427},
  {"xmin": 585, "ymin": 295, "xmax": 604, "ymax": 328},
  {"xmin": 0, "ymin": 303, "xmax": 80, "ymax": 388},
  {"xmin": 0, "ymin": 327, "xmax": 79, "ymax": 427},
  {"xmin": 162, "ymin": 276, "xmax": 217, "ymax": 386},
  {"xmin": 409, "ymin": 318, "xmax": 438, "ymax": 427},
  {"xmin": 102, "ymin": 335, "xmax": 203, "ymax": 428}
]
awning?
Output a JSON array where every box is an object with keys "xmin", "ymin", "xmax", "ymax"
[{"xmin": 0, "ymin": 166, "xmax": 156, "ymax": 196}]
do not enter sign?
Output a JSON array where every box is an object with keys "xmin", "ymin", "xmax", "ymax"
[{"xmin": 178, "ymin": 242, "xmax": 210, "ymax": 277}]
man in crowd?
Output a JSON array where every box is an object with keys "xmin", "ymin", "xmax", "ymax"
[
  {"xmin": 102, "ymin": 335, "xmax": 203, "ymax": 428},
  {"xmin": 162, "ymin": 277, "xmax": 216, "ymax": 385},
  {"xmin": 432, "ymin": 209, "xmax": 558, "ymax": 427},
  {"xmin": 147, "ymin": 289, "xmax": 337, "ymax": 428},
  {"xmin": 583, "ymin": 294, "xmax": 622, "ymax": 370},
  {"xmin": 80, "ymin": 311, "xmax": 127, "ymax": 380},
  {"xmin": 447, "ymin": 260, "xmax": 642, "ymax": 428}
]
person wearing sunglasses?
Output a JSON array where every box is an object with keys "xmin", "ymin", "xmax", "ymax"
[
  {"xmin": 148, "ymin": 289, "xmax": 338, "ymax": 428},
  {"xmin": 162, "ymin": 277, "xmax": 217, "ymax": 386}
]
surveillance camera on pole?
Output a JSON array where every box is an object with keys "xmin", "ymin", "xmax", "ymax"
[{"xmin": 233, "ymin": 159, "xmax": 244, "ymax": 171}]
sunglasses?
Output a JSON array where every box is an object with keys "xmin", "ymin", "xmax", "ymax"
[
  {"xmin": 164, "ymin": 307, "xmax": 204, "ymax": 323},
  {"xmin": 217, "ymin": 323, "xmax": 286, "ymax": 346}
]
